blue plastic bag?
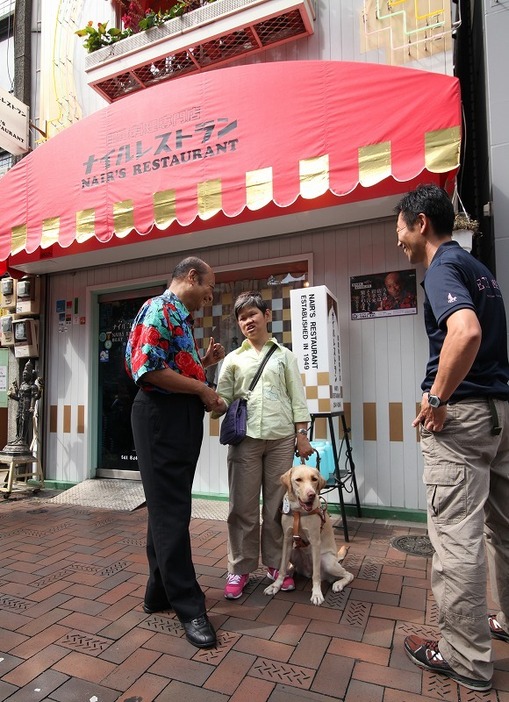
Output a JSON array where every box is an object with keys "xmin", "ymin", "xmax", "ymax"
[{"xmin": 293, "ymin": 440, "xmax": 335, "ymax": 482}]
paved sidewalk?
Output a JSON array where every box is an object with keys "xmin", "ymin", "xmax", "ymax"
[{"xmin": 1, "ymin": 492, "xmax": 508, "ymax": 701}]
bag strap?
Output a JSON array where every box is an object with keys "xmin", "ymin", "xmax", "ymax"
[{"xmin": 248, "ymin": 344, "xmax": 278, "ymax": 392}]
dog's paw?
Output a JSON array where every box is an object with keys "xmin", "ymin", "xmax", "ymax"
[
  {"xmin": 264, "ymin": 583, "xmax": 281, "ymax": 597},
  {"xmin": 310, "ymin": 590, "xmax": 324, "ymax": 606},
  {"xmin": 332, "ymin": 572, "xmax": 354, "ymax": 592}
]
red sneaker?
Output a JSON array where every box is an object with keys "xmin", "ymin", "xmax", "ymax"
[
  {"xmin": 404, "ymin": 635, "xmax": 491, "ymax": 691},
  {"xmin": 224, "ymin": 573, "xmax": 249, "ymax": 599},
  {"xmin": 267, "ymin": 567, "xmax": 295, "ymax": 592}
]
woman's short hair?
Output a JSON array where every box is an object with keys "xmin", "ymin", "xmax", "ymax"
[{"xmin": 234, "ymin": 291, "xmax": 269, "ymax": 319}]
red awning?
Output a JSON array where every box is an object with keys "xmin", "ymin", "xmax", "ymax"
[{"xmin": 0, "ymin": 61, "xmax": 461, "ymax": 267}]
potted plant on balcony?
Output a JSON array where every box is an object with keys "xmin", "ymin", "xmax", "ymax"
[
  {"xmin": 118, "ymin": 1, "xmax": 195, "ymax": 31},
  {"xmin": 77, "ymin": 1, "xmax": 217, "ymax": 53}
]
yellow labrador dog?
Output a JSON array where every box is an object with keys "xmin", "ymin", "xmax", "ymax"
[{"xmin": 264, "ymin": 463, "xmax": 354, "ymax": 606}]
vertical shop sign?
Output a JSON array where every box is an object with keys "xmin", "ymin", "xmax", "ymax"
[{"xmin": 290, "ymin": 286, "xmax": 343, "ymax": 413}]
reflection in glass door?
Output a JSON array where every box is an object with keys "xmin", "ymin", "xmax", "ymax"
[{"xmin": 96, "ymin": 287, "xmax": 164, "ymax": 479}]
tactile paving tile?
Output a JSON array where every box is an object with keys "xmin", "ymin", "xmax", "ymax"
[
  {"xmin": 193, "ymin": 631, "xmax": 241, "ymax": 664},
  {"xmin": 341, "ymin": 599, "xmax": 370, "ymax": 629},
  {"xmin": 249, "ymin": 657, "xmax": 314, "ymax": 689},
  {"xmin": 422, "ymin": 670, "xmax": 466, "ymax": 701},
  {"xmin": 139, "ymin": 613, "xmax": 185, "ymax": 637},
  {"xmin": 425, "ymin": 598, "xmax": 440, "ymax": 627},
  {"xmin": 56, "ymin": 631, "xmax": 112, "ymax": 655},
  {"xmin": 33, "ymin": 567, "xmax": 82, "ymax": 588},
  {"xmin": 7, "ymin": 521, "xmax": 74, "ymax": 538},
  {"xmin": 395, "ymin": 621, "xmax": 440, "ymax": 640},
  {"xmin": 323, "ymin": 586, "xmax": 350, "ymax": 610},
  {"xmin": 98, "ymin": 560, "xmax": 130, "ymax": 577},
  {"xmin": 0, "ymin": 595, "xmax": 35, "ymax": 611},
  {"xmin": 358, "ymin": 561, "xmax": 382, "ymax": 581},
  {"xmin": 459, "ymin": 686, "xmax": 499, "ymax": 702},
  {"xmin": 119, "ymin": 537, "xmax": 145, "ymax": 546},
  {"xmin": 342, "ymin": 552, "xmax": 364, "ymax": 569}
]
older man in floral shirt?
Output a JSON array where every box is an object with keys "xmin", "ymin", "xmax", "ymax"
[{"xmin": 125, "ymin": 256, "xmax": 225, "ymax": 649}]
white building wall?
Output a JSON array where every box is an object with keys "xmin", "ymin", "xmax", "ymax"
[
  {"xmin": 47, "ymin": 219, "xmax": 428, "ymax": 510},
  {"xmin": 483, "ymin": 1, "xmax": 509, "ymax": 306}
]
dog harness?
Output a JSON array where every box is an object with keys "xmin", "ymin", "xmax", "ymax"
[{"xmin": 291, "ymin": 499, "xmax": 328, "ymax": 549}]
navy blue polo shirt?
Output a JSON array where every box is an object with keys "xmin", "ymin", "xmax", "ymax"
[{"xmin": 422, "ymin": 240, "xmax": 509, "ymax": 401}]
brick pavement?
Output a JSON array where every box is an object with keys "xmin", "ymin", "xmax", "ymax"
[{"xmin": 1, "ymin": 495, "xmax": 508, "ymax": 701}]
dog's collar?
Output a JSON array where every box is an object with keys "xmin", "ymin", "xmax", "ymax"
[{"xmin": 291, "ymin": 499, "xmax": 327, "ymax": 548}]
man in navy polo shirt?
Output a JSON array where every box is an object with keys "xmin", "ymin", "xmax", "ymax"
[{"xmin": 394, "ymin": 184, "xmax": 509, "ymax": 692}]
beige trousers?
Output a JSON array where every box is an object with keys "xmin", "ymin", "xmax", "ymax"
[
  {"xmin": 226, "ymin": 434, "xmax": 295, "ymax": 574},
  {"xmin": 421, "ymin": 397, "xmax": 509, "ymax": 682}
]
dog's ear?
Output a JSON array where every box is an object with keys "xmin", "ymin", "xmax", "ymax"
[
  {"xmin": 317, "ymin": 472, "xmax": 326, "ymax": 491},
  {"xmin": 280, "ymin": 468, "xmax": 293, "ymax": 491}
]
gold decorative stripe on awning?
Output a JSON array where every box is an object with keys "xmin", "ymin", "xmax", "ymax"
[
  {"xmin": 198, "ymin": 179, "xmax": 222, "ymax": 220},
  {"xmin": 425, "ymin": 126, "xmax": 461, "ymax": 173},
  {"xmin": 11, "ymin": 225, "xmax": 27, "ymax": 256},
  {"xmin": 300, "ymin": 155, "xmax": 330, "ymax": 199},
  {"xmin": 113, "ymin": 200, "xmax": 135, "ymax": 238},
  {"xmin": 154, "ymin": 189, "xmax": 177, "ymax": 229},
  {"xmin": 41, "ymin": 217, "xmax": 60, "ymax": 248},
  {"xmin": 76, "ymin": 209, "xmax": 96, "ymax": 243},
  {"xmin": 359, "ymin": 142, "xmax": 392, "ymax": 187},
  {"xmin": 246, "ymin": 168, "xmax": 273, "ymax": 211}
]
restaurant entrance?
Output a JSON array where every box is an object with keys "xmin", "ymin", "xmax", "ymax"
[{"xmin": 96, "ymin": 286, "xmax": 164, "ymax": 479}]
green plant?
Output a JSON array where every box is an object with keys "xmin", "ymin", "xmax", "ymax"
[
  {"xmin": 453, "ymin": 212, "xmax": 479, "ymax": 233},
  {"xmin": 75, "ymin": 21, "xmax": 132, "ymax": 53},
  {"xmin": 138, "ymin": 1, "xmax": 216, "ymax": 30},
  {"xmin": 76, "ymin": 0, "xmax": 219, "ymax": 53}
]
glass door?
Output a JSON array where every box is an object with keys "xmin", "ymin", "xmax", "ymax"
[{"xmin": 96, "ymin": 286, "xmax": 164, "ymax": 479}]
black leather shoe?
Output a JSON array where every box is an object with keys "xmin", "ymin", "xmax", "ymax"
[
  {"xmin": 143, "ymin": 602, "xmax": 172, "ymax": 614},
  {"xmin": 182, "ymin": 614, "xmax": 216, "ymax": 648}
]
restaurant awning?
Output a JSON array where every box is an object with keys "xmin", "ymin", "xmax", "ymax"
[{"xmin": 0, "ymin": 61, "xmax": 461, "ymax": 273}]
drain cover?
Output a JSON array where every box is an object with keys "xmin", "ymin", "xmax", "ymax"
[{"xmin": 391, "ymin": 534, "xmax": 434, "ymax": 557}]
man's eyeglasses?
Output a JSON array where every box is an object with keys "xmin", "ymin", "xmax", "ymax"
[{"xmin": 396, "ymin": 225, "xmax": 408, "ymax": 235}]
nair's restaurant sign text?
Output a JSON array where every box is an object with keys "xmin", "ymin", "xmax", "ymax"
[
  {"xmin": 0, "ymin": 87, "xmax": 29, "ymax": 156},
  {"xmin": 290, "ymin": 286, "xmax": 343, "ymax": 414}
]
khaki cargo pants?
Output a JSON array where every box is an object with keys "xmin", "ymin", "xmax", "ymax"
[
  {"xmin": 421, "ymin": 397, "xmax": 509, "ymax": 682},
  {"xmin": 226, "ymin": 434, "xmax": 295, "ymax": 574}
]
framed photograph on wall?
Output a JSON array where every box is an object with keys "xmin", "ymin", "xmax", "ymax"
[{"xmin": 350, "ymin": 269, "xmax": 417, "ymax": 320}]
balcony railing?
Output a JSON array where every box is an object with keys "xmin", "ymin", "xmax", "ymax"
[{"xmin": 85, "ymin": 0, "xmax": 316, "ymax": 102}]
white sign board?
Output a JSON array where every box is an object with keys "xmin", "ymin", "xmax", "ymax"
[
  {"xmin": 0, "ymin": 86, "xmax": 29, "ymax": 155},
  {"xmin": 290, "ymin": 285, "xmax": 343, "ymax": 414}
]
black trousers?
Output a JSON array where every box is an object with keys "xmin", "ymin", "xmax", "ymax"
[{"xmin": 131, "ymin": 389, "xmax": 206, "ymax": 622}]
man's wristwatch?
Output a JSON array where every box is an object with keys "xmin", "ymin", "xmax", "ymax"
[
  {"xmin": 427, "ymin": 393, "xmax": 445, "ymax": 408},
  {"xmin": 296, "ymin": 428, "xmax": 308, "ymax": 436}
]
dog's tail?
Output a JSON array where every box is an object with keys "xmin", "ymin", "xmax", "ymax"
[{"xmin": 337, "ymin": 544, "xmax": 349, "ymax": 562}]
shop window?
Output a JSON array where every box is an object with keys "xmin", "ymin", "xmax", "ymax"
[{"xmin": 193, "ymin": 261, "xmax": 309, "ymax": 385}]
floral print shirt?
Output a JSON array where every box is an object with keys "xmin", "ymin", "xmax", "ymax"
[{"xmin": 125, "ymin": 289, "xmax": 206, "ymax": 392}]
